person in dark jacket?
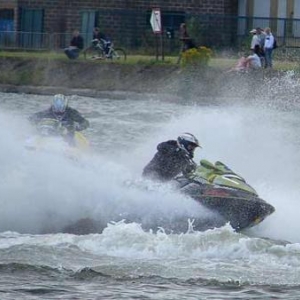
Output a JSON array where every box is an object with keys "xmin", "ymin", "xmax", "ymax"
[
  {"xmin": 92, "ymin": 27, "xmax": 107, "ymax": 41},
  {"xmin": 92, "ymin": 27, "xmax": 111, "ymax": 55},
  {"xmin": 142, "ymin": 133, "xmax": 201, "ymax": 182},
  {"xmin": 179, "ymin": 23, "xmax": 196, "ymax": 52},
  {"xmin": 64, "ymin": 30, "xmax": 84, "ymax": 59},
  {"xmin": 29, "ymin": 94, "xmax": 89, "ymax": 145}
]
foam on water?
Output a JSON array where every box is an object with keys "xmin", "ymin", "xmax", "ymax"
[
  {"xmin": 0, "ymin": 109, "xmax": 217, "ymax": 234},
  {"xmin": 132, "ymin": 103, "xmax": 300, "ymax": 243},
  {"xmin": 0, "ymin": 222, "xmax": 299, "ymax": 285},
  {"xmin": 1, "ymin": 76, "xmax": 300, "ymax": 244}
]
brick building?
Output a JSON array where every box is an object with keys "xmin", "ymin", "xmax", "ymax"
[
  {"xmin": 0, "ymin": 0, "xmax": 238, "ymax": 50},
  {"xmin": 2, "ymin": 1, "xmax": 300, "ymax": 51}
]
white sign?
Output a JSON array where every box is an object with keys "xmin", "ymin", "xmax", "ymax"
[{"xmin": 150, "ymin": 8, "xmax": 162, "ymax": 34}]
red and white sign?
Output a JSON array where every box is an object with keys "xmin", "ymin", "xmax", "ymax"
[{"xmin": 150, "ymin": 8, "xmax": 162, "ymax": 34}]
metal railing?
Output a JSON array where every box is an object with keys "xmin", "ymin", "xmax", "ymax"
[{"xmin": 1, "ymin": 15, "xmax": 300, "ymax": 54}]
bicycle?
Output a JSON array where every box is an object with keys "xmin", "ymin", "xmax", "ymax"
[{"xmin": 83, "ymin": 38, "xmax": 127, "ymax": 61}]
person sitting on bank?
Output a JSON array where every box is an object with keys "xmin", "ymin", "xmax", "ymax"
[
  {"xmin": 227, "ymin": 45, "xmax": 262, "ymax": 73},
  {"xmin": 64, "ymin": 30, "xmax": 84, "ymax": 60},
  {"xmin": 245, "ymin": 44, "xmax": 263, "ymax": 69}
]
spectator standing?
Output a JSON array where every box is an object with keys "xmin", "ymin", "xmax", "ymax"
[
  {"xmin": 250, "ymin": 27, "xmax": 265, "ymax": 59},
  {"xmin": 64, "ymin": 30, "xmax": 84, "ymax": 60},
  {"xmin": 250, "ymin": 28, "xmax": 260, "ymax": 50},
  {"xmin": 257, "ymin": 27, "xmax": 266, "ymax": 51},
  {"xmin": 179, "ymin": 23, "xmax": 196, "ymax": 52},
  {"xmin": 264, "ymin": 27, "xmax": 274, "ymax": 68},
  {"xmin": 177, "ymin": 23, "xmax": 196, "ymax": 63}
]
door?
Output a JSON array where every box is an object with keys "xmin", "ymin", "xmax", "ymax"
[
  {"xmin": 81, "ymin": 11, "xmax": 98, "ymax": 47},
  {"xmin": 20, "ymin": 8, "xmax": 44, "ymax": 48}
]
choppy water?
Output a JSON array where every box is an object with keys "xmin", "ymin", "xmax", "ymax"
[{"xmin": 1, "ymin": 77, "xmax": 300, "ymax": 299}]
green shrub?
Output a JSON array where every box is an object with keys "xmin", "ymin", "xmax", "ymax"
[{"xmin": 181, "ymin": 46, "xmax": 212, "ymax": 68}]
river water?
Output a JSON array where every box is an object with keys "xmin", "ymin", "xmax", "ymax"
[{"xmin": 1, "ymin": 76, "xmax": 300, "ymax": 299}]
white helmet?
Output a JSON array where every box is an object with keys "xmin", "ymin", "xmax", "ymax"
[
  {"xmin": 52, "ymin": 94, "xmax": 68, "ymax": 115},
  {"xmin": 177, "ymin": 132, "xmax": 201, "ymax": 155}
]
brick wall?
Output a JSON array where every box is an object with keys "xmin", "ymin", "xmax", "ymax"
[
  {"xmin": 1, "ymin": 0, "xmax": 238, "ymax": 32},
  {"xmin": 0, "ymin": 0, "xmax": 17, "ymax": 9},
  {"xmin": 0, "ymin": 0, "xmax": 238, "ymax": 50}
]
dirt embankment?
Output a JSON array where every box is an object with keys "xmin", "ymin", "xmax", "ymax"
[
  {"xmin": 0, "ymin": 57, "xmax": 184, "ymax": 97},
  {"xmin": 0, "ymin": 56, "xmax": 283, "ymax": 103}
]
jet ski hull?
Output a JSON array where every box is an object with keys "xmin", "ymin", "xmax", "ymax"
[{"xmin": 175, "ymin": 179, "xmax": 275, "ymax": 231}]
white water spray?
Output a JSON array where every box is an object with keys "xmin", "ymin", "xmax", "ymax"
[{"xmin": 1, "ymin": 85, "xmax": 300, "ymax": 242}]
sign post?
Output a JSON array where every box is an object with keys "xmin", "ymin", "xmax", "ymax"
[{"xmin": 150, "ymin": 8, "xmax": 164, "ymax": 61}]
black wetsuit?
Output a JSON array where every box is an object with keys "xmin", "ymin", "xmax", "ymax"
[
  {"xmin": 142, "ymin": 140, "xmax": 196, "ymax": 182},
  {"xmin": 29, "ymin": 107, "xmax": 89, "ymax": 131}
]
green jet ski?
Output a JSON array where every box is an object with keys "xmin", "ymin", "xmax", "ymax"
[{"xmin": 174, "ymin": 159, "xmax": 275, "ymax": 231}]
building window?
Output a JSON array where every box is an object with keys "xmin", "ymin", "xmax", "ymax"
[{"xmin": 0, "ymin": 9, "xmax": 14, "ymax": 31}]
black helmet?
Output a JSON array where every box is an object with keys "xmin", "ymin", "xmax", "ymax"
[{"xmin": 177, "ymin": 133, "xmax": 201, "ymax": 155}]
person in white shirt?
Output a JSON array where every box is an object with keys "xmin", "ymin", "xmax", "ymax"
[
  {"xmin": 264, "ymin": 27, "xmax": 274, "ymax": 68},
  {"xmin": 250, "ymin": 28, "xmax": 261, "ymax": 50},
  {"xmin": 244, "ymin": 45, "xmax": 262, "ymax": 69}
]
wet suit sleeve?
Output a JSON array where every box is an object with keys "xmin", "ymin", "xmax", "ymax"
[
  {"xmin": 69, "ymin": 108, "xmax": 90, "ymax": 131},
  {"xmin": 28, "ymin": 109, "xmax": 51, "ymax": 125},
  {"xmin": 157, "ymin": 140, "xmax": 196, "ymax": 178},
  {"xmin": 178, "ymin": 150, "xmax": 197, "ymax": 177},
  {"xmin": 182, "ymin": 159, "xmax": 197, "ymax": 176}
]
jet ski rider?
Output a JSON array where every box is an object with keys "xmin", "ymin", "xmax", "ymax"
[
  {"xmin": 142, "ymin": 133, "xmax": 201, "ymax": 181},
  {"xmin": 29, "ymin": 94, "xmax": 89, "ymax": 145}
]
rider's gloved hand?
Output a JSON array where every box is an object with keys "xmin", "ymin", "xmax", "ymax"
[
  {"xmin": 182, "ymin": 158, "xmax": 197, "ymax": 177},
  {"xmin": 60, "ymin": 126, "xmax": 69, "ymax": 136},
  {"xmin": 59, "ymin": 122, "xmax": 75, "ymax": 135},
  {"xmin": 74, "ymin": 123, "xmax": 83, "ymax": 131},
  {"xmin": 186, "ymin": 161, "xmax": 197, "ymax": 174}
]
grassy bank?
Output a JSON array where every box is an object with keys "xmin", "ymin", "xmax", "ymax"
[
  {"xmin": 0, "ymin": 50, "xmax": 298, "ymax": 100},
  {"xmin": 0, "ymin": 50, "xmax": 298, "ymax": 71}
]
